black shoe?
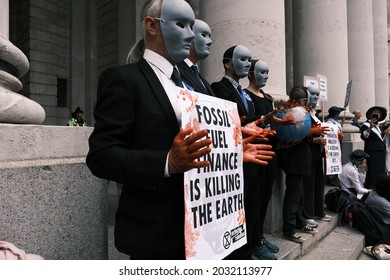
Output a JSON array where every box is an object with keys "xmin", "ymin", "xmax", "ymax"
[
  {"xmin": 299, "ymin": 226, "xmax": 318, "ymax": 235},
  {"xmin": 283, "ymin": 232, "xmax": 305, "ymax": 243},
  {"xmin": 260, "ymin": 239, "xmax": 279, "ymax": 253}
]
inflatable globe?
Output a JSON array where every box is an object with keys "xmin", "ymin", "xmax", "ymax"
[{"xmin": 271, "ymin": 106, "xmax": 311, "ymax": 144}]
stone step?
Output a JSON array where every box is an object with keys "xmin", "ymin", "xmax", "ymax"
[
  {"xmin": 264, "ymin": 211, "xmax": 339, "ymax": 260},
  {"xmin": 107, "ymin": 181, "xmax": 372, "ymax": 260},
  {"xmin": 263, "ymin": 208, "xmax": 371, "ymax": 260},
  {"xmin": 299, "ymin": 226, "xmax": 365, "ymax": 260}
]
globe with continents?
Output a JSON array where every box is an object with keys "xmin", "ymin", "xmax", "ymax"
[{"xmin": 271, "ymin": 106, "xmax": 311, "ymax": 145}]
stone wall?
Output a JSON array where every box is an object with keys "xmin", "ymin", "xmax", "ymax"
[{"xmin": 0, "ymin": 124, "xmax": 108, "ymax": 259}]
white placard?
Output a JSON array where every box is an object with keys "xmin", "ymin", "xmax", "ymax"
[
  {"xmin": 303, "ymin": 76, "xmax": 320, "ymax": 91},
  {"xmin": 316, "ymin": 74, "xmax": 328, "ymax": 101},
  {"xmin": 176, "ymin": 88, "xmax": 246, "ymax": 260},
  {"xmin": 324, "ymin": 123, "xmax": 342, "ymax": 175}
]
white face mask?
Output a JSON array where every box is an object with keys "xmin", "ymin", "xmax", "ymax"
[
  {"xmin": 159, "ymin": 0, "xmax": 195, "ymax": 62},
  {"xmin": 254, "ymin": 60, "xmax": 269, "ymax": 88},
  {"xmin": 306, "ymin": 85, "xmax": 320, "ymax": 107},
  {"xmin": 231, "ymin": 45, "xmax": 252, "ymax": 78},
  {"xmin": 193, "ymin": 19, "xmax": 212, "ymax": 60}
]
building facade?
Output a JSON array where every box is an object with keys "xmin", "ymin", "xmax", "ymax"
[{"xmin": 5, "ymin": 0, "xmax": 390, "ymax": 126}]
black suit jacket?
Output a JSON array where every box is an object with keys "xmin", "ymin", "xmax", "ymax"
[
  {"xmin": 211, "ymin": 77, "xmax": 256, "ymax": 123},
  {"xmin": 360, "ymin": 123, "xmax": 387, "ymax": 187},
  {"xmin": 177, "ymin": 61, "xmax": 215, "ymax": 96},
  {"xmin": 211, "ymin": 77, "xmax": 259, "ymax": 176},
  {"xmin": 360, "ymin": 123, "xmax": 386, "ymax": 151},
  {"xmin": 87, "ymin": 58, "xmax": 185, "ymax": 259},
  {"xmin": 277, "ymin": 138, "xmax": 312, "ymax": 176}
]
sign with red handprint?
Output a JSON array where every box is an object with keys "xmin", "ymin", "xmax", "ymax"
[{"xmin": 177, "ymin": 88, "xmax": 246, "ymax": 260}]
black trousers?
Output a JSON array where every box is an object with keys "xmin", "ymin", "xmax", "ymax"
[
  {"xmin": 303, "ymin": 155, "xmax": 325, "ymax": 219},
  {"xmin": 224, "ymin": 173, "xmax": 261, "ymax": 259},
  {"xmin": 253, "ymin": 158, "xmax": 276, "ymax": 242},
  {"xmin": 283, "ymin": 172, "xmax": 306, "ymax": 235}
]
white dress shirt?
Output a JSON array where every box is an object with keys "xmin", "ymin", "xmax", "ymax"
[{"xmin": 338, "ymin": 162, "xmax": 368, "ymax": 199}]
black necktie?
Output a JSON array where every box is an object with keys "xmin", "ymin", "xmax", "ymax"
[
  {"xmin": 191, "ymin": 65, "xmax": 207, "ymax": 92},
  {"xmin": 191, "ymin": 65, "xmax": 202, "ymax": 83},
  {"xmin": 171, "ymin": 67, "xmax": 183, "ymax": 88}
]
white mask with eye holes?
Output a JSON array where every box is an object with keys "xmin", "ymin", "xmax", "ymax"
[
  {"xmin": 231, "ymin": 45, "xmax": 252, "ymax": 79},
  {"xmin": 254, "ymin": 60, "xmax": 269, "ymax": 88},
  {"xmin": 159, "ymin": 0, "xmax": 195, "ymax": 63},
  {"xmin": 193, "ymin": 19, "xmax": 212, "ymax": 60},
  {"xmin": 306, "ymin": 85, "xmax": 320, "ymax": 107}
]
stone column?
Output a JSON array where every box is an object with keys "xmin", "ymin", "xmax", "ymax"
[
  {"xmin": 285, "ymin": 0, "xmax": 294, "ymax": 93},
  {"xmin": 293, "ymin": 0, "xmax": 349, "ymax": 112},
  {"xmin": 200, "ymin": 0, "xmax": 286, "ymax": 100},
  {"xmin": 372, "ymin": 0, "xmax": 389, "ymax": 109},
  {"xmin": 388, "ymin": 0, "xmax": 390, "ymax": 109},
  {"xmin": 0, "ymin": 0, "xmax": 45, "ymax": 124},
  {"xmin": 200, "ymin": 0, "xmax": 286, "ymax": 234},
  {"xmin": 347, "ymin": 0, "xmax": 375, "ymax": 114}
]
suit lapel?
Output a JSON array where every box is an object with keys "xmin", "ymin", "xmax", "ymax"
[
  {"xmin": 178, "ymin": 62, "xmax": 207, "ymax": 95},
  {"xmin": 199, "ymin": 73, "xmax": 215, "ymax": 96},
  {"xmin": 222, "ymin": 78, "xmax": 251, "ymax": 116},
  {"xmin": 137, "ymin": 59, "xmax": 180, "ymax": 135}
]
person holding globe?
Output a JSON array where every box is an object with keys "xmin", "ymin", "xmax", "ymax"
[{"xmin": 276, "ymin": 86, "xmax": 328, "ymax": 243}]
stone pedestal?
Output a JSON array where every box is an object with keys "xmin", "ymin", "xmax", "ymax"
[
  {"xmin": 341, "ymin": 123, "xmax": 364, "ymax": 165},
  {"xmin": 264, "ymin": 168, "xmax": 285, "ymax": 233},
  {"xmin": 0, "ymin": 0, "xmax": 45, "ymax": 124},
  {"xmin": 0, "ymin": 124, "xmax": 108, "ymax": 259}
]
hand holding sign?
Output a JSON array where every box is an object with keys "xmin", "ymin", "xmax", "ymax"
[
  {"xmin": 309, "ymin": 123, "xmax": 329, "ymax": 137},
  {"xmin": 168, "ymin": 127, "xmax": 212, "ymax": 174}
]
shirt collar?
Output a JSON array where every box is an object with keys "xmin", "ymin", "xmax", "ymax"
[
  {"xmin": 224, "ymin": 75, "xmax": 240, "ymax": 89},
  {"xmin": 184, "ymin": 58, "xmax": 195, "ymax": 68},
  {"xmin": 144, "ymin": 49, "xmax": 176, "ymax": 79}
]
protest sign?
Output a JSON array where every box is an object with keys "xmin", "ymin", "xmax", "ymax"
[
  {"xmin": 176, "ymin": 88, "xmax": 246, "ymax": 260},
  {"xmin": 324, "ymin": 123, "xmax": 342, "ymax": 175},
  {"xmin": 316, "ymin": 74, "xmax": 328, "ymax": 101},
  {"xmin": 343, "ymin": 80, "xmax": 352, "ymax": 108}
]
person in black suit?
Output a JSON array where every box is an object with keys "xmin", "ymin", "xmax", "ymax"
[
  {"xmin": 211, "ymin": 45, "xmax": 261, "ymax": 259},
  {"xmin": 87, "ymin": 0, "xmax": 275, "ymax": 260},
  {"xmin": 361, "ymin": 106, "xmax": 388, "ymax": 189},
  {"xmin": 86, "ymin": 0, "xmax": 213, "ymax": 260},
  {"xmin": 211, "ymin": 45, "xmax": 256, "ymax": 121},
  {"xmin": 277, "ymin": 86, "xmax": 321, "ymax": 243},
  {"xmin": 178, "ymin": 19, "xmax": 214, "ymax": 96}
]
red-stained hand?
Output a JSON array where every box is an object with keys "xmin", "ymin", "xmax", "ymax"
[
  {"xmin": 262, "ymin": 109, "xmax": 296, "ymax": 126},
  {"xmin": 242, "ymin": 136, "xmax": 275, "ymax": 165},
  {"xmin": 338, "ymin": 131, "xmax": 344, "ymax": 141},
  {"xmin": 309, "ymin": 124, "xmax": 329, "ymax": 137},
  {"xmin": 168, "ymin": 127, "xmax": 212, "ymax": 174},
  {"xmin": 241, "ymin": 119, "xmax": 276, "ymax": 141}
]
